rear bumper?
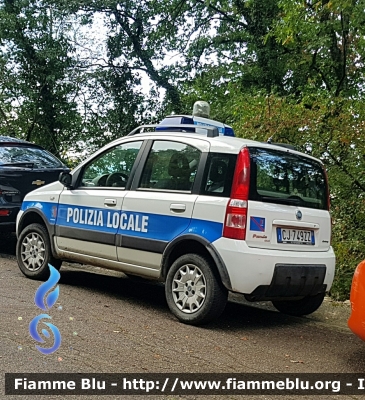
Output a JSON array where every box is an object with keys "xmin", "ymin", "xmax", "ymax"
[
  {"xmin": 348, "ymin": 260, "xmax": 365, "ymax": 341},
  {"xmin": 0, "ymin": 221, "xmax": 16, "ymax": 232},
  {"xmin": 212, "ymin": 237, "xmax": 336, "ymax": 296},
  {"xmin": 245, "ymin": 264, "xmax": 327, "ymax": 301}
]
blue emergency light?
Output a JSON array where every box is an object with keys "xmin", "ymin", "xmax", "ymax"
[{"xmin": 157, "ymin": 101, "xmax": 235, "ymax": 137}]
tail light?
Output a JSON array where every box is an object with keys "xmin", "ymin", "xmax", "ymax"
[
  {"xmin": 223, "ymin": 147, "xmax": 251, "ymax": 240},
  {"xmin": 0, "ymin": 209, "xmax": 10, "ymax": 216}
]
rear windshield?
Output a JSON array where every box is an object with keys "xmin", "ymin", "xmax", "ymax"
[
  {"xmin": 0, "ymin": 145, "xmax": 63, "ymax": 169},
  {"xmin": 248, "ymin": 147, "xmax": 328, "ymax": 210}
]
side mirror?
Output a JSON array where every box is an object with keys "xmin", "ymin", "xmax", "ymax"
[{"xmin": 59, "ymin": 171, "xmax": 73, "ymax": 189}]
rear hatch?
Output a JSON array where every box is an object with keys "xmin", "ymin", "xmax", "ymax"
[
  {"xmin": 0, "ymin": 144, "xmax": 68, "ymax": 204},
  {"xmin": 245, "ymin": 146, "xmax": 331, "ymax": 252}
]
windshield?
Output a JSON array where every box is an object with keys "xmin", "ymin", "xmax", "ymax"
[
  {"xmin": 0, "ymin": 145, "xmax": 63, "ymax": 169},
  {"xmin": 249, "ymin": 147, "xmax": 328, "ymax": 210}
]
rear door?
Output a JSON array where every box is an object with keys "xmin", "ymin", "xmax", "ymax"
[
  {"xmin": 118, "ymin": 138, "xmax": 208, "ymax": 271},
  {"xmin": 245, "ymin": 147, "xmax": 331, "ymax": 252}
]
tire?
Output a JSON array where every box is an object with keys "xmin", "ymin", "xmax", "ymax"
[
  {"xmin": 165, "ymin": 253, "xmax": 228, "ymax": 325},
  {"xmin": 272, "ymin": 292, "xmax": 326, "ymax": 316},
  {"xmin": 16, "ymin": 223, "xmax": 62, "ymax": 280}
]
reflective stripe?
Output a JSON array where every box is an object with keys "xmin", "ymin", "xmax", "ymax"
[{"xmin": 22, "ymin": 201, "xmax": 224, "ymax": 243}]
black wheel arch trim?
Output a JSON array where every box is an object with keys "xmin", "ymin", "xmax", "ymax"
[
  {"xmin": 161, "ymin": 234, "xmax": 232, "ymax": 290},
  {"xmin": 17, "ymin": 208, "xmax": 58, "ymax": 259}
]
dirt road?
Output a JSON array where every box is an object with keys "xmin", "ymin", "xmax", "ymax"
[{"xmin": 0, "ymin": 234, "xmax": 364, "ymax": 399}]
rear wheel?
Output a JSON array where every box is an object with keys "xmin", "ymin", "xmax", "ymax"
[
  {"xmin": 272, "ymin": 292, "xmax": 326, "ymax": 316},
  {"xmin": 16, "ymin": 223, "xmax": 62, "ymax": 280},
  {"xmin": 165, "ymin": 253, "xmax": 227, "ymax": 325}
]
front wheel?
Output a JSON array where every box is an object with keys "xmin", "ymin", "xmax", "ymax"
[
  {"xmin": 165, "ymin": 254, "xmax": 227, "ymax": 325},
  {"xmin": 16, "ymin": 223, "xmax": 62, "ymax": 280},
  {"xmin": 272, "ymin": 292, "xmax": 326, "ymax": 316}
]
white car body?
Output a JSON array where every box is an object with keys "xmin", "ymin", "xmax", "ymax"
[{"xmin": 16, "ymin": 126, "xmax": 335, "ymax": 324}]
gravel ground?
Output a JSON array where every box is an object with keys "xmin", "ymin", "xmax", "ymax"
[{"xmin": 0, "ymin": 233, "xmax": 364, "ymax": 399}]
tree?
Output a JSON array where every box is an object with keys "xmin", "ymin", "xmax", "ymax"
[
  {"xmin": 0, "ymin": 0, "xmax": 82, "ymax": 158},
  {"xmin": 56, "ymin": 0, "xmax": 189, "ymax": 114}
]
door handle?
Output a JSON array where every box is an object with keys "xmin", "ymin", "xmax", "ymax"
[
  {"xmin": 104, "ymin": 198, "xmax": 117, "ymax": 206},
  {"xmin": 170, "ymin": 203, "xmax": 186, "ymax": 212}
]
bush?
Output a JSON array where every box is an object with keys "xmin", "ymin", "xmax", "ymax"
[{"xmin": 330, "ymin": 240, "xmax": 365, "ymax": 301}]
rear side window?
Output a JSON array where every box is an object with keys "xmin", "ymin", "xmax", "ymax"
[
  {"xmin": 0, "ymin": 145, "xmax": 63, "ymax": 169},
  {"xmin": 248, "ymin": 147, "xmax": 328, "ymax": 210},
  {"xmin": 201, "ymin": 153, "xmax": 236, "ymax": 197},
  {"xmin": 139, "ymin": 141, "xmax": 201, "ymax": 192}
]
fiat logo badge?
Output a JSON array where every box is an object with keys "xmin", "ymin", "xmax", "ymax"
[{"xmin": 296, "ymin": 210, "xmax": 302, "ymax": 220}]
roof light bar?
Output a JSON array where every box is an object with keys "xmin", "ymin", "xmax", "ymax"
[{"xmin": 127, "ymin": 124, "xmax": 220, "ymax": 138}]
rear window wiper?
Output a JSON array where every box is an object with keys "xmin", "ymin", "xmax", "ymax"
[
  {"xmin": 261, "ymin": 196, "xmax": 301, "ymax": 205},
  {"xmin": 0, "ymin": 162, "xmax": 35, "ymax": 168}
]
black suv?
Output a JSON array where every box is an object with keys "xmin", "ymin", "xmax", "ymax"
[{"xmin": 0, "ymin": 136, "xmax": 69, "ymax": 232}]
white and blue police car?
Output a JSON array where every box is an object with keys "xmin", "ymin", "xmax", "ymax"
[
  {"xmin": 15, "ymin": 122, "xmax": 335, "ymax": 325},
  {"xmin": 158, "ymin": 100, "xmax": 235, "ymax": 137}
]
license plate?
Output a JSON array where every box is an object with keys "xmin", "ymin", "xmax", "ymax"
[{"xmin": 277, "ymin": 228, "xmax": 315, "ymax": 245}]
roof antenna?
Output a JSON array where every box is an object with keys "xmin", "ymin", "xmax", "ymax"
[{"xmin": 267, "ymin": 136, "xmax": 273, "ymax": 144}]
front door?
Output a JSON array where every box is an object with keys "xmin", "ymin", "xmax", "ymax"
[{"xmin": 55, "ymin": 140, "xmax": 144, "ymax": 261}]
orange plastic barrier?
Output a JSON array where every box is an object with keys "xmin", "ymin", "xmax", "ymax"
[{"xmin": 348, "ymin": 260, "xmax": 365, "ymax": 341}]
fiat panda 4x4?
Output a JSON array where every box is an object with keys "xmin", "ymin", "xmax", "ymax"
[{"xmin": 15, "ymin": 124, "xmax": 335, "ymax": 325}]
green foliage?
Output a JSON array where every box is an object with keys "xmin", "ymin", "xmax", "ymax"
[
  {"xmin": 270, "ymin": 0, "xmax": 365, "ymax": 97},
  {"xmin": 331, "ymin": 240, "xmax": 365, "ymax": 301},
  {"xmin": 211, "ymin": 90, "xmax": 365, "ymax": 299},
  {"xmin": 0, "ymin": 0, "xmax": 159, "ymax": 163},
  {"xmin": 0, "ymin": 0, "xmax": 364, "ymax": 299},
  {"xmin": 0, "ymin": 0, "xmax": 82, "ymax": 158},
  {"xmin": 177, "ymin": 0, "xmax": 365, "ymax": 300}
]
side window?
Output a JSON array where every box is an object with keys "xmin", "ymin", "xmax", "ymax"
[
  {"xmin": 80, "ymin": 141, "xmax": 143, "ymax": 188},
  {"xmin": 201, "ymin": 153, "xmax": 236, "ymax": 197},
  {"xmin": 139, "ymin": 141, "xmax": 201, "ymax": 191}
]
